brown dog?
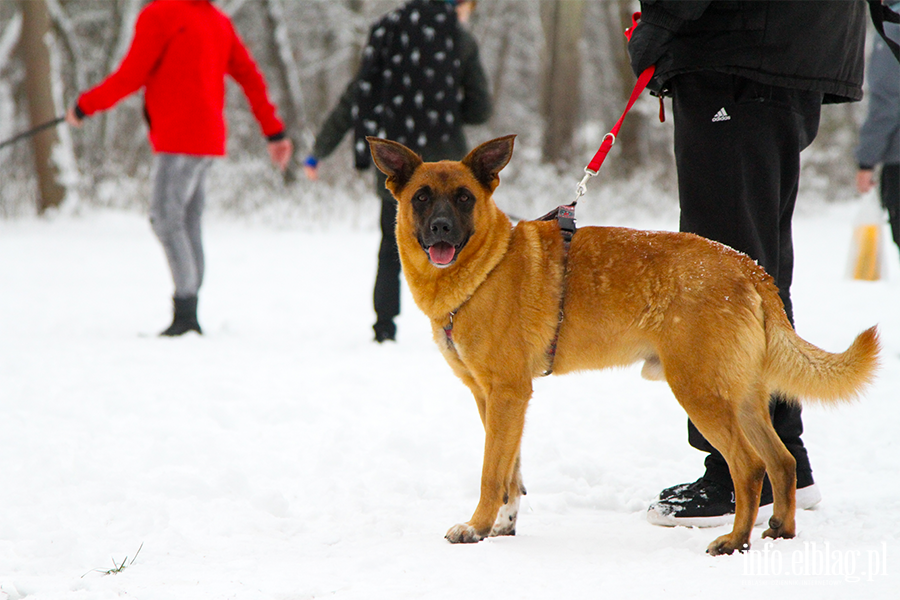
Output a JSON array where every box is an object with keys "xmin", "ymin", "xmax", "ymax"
[{"xmin": 367, "ymin": 134, "xmax": 880, "ymax": 556}]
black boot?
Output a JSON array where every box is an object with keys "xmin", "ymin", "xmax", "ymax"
[
  {"xmin": 373, "ymin": 318, "xmax": 396, "ymax": 343},
  {"xmin": 160, "ymin": 296, "xmax": 202, "ymax": 337}
]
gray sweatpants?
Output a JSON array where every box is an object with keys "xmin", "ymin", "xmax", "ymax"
[{"xmin": 149, "ymin": 154, "xmax": 213, "ymax": 299}]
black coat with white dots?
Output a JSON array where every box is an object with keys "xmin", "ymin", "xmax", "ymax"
[{"xmin": 347, "ymin": 0, "xmax": 491, "ymax": 169}]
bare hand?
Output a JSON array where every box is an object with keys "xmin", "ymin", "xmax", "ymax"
[
  {"xmin": 65, "ymin": 106, "xmax": 83, "ymax": 128},
  {"xmin": 303, "ymin": 165, "xmax": 318, "ymax": 181},
  {"xmin": 856, "ymin": 169, "xmax": 875, "ymax": 194},
  {"xmin": 267, "ymin": 138, "xmax": 293, "ymax": 172}
]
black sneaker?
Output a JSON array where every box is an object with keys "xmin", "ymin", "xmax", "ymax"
[{"xmin": 647, "ymin": 477, "xmax": 821, "ymax": 528}]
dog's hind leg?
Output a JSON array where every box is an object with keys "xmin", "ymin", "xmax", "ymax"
[
  {"xmin": 692, "ymin": 407, "xmax": 766, "ymax": 555},
  {"xmin": 667, "ymin": 376, "xmax": 766, "ymax": 555},
  {"xmin": 738, "ymin": 390, "xmax": 797, "ymax": 541}
]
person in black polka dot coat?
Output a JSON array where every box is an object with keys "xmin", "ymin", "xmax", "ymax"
[{"xmin": 306, "ymin": 0, "xmax": 491, "ymax": 343}]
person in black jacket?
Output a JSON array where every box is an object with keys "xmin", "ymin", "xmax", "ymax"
[
  {"xmin": 305, "ymin": 0, "xmax": 491, "ymax": 342},
  {"xmin": 856, "ymin": 2, "xmax": 900, "ymax": 261},
  {"xmin": 627, "ymin": 0, "xmax": 866, "ymax": 527}
]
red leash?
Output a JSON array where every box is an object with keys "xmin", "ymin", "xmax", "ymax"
[
  {"xmin": 536, "ymin": 13, "xmax": 657, "ymax": 376},
  {"xmin": 575, "ymin": 12, "xmax": 656, "ymax": 204}
]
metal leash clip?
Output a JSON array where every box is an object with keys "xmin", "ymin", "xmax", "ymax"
[
  {"xmin": 575, "ymin": 167, "xmax": 597, "ymax": 204},
  {"xmin": 574, "ymin": 133, "xmax": 614, "ymax": 203},
  {"xmin": 575, "ymin": 168, "xmax": 594, "ymax": 201}
]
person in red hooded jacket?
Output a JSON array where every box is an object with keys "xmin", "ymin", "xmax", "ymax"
[{"xmin": 66, "ymin": 0, "xmax": 293, "ymax": 336}]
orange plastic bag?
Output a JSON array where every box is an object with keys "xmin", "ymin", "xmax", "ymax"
[{"xmin": 848, "ymin": 193, "xmax": 885, "ymax": 281}]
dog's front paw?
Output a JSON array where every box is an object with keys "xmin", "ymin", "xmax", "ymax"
[
  {"xmin": 489, "ymin": 495, "xmax": 519, "ymax": 537},
  {"xmin": 445, "ymin": 523, "xmax": 486, "ymax": 544}
]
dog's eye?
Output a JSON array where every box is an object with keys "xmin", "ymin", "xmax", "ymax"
[
  {"xmin": 457, "ymin": 193, "xmax": 469, "ymax": 203},
  {"xmin": 416, "ymin": 193, "xmax": 429, "ymax": 203}
]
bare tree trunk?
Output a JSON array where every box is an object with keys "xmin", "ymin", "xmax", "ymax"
[
  {"xmin": 540, "ymin": 0, "xmax": 586, "ymax": 169},
  {"xmin": 490, "ymin": 30, "xmax": 511, "ymax": 122},
  {"xmin": 345, "ymin": 0, "xmax": 364, "ymax": 68},
  {"xmin": 263, "ymin": 0, "xmax": 305, "ymax": 179},
  {"xmin": 19, "ymin": 0, "xmax": 65, "ymax": 213},
  {"xmin": 313, "ymin": 0, "xmax": 369, "ymax": 114},
  {"xmin": 263, "ymin": 0, "xmax": 303, "ymax": 128},
  {"xmin": 1, "ymin": 11, "xmax": 23, "ymax": 75},
  {"xmin": 222, "ymin": 0, "xmax": 254, "ymax": 19},
  {"xmin": 46, "ymin": 0, "xmax": 85, "ymax": 93},
  {"xmin": 314, "ymin": 27, "xmax": 336, "ymax": 125},
  {"xmin": 477, "ymin": 0, "xmax": 511, "ymax": 122},
  {"xmin": 100, "ymin": 0, "xmax": 141, "ymax": 155},
  {"xmin": 611, "ymin": 0, "xmax": 644, "ymax": 175},
  {"xmin": 0, "ymin": 11, "xmax": 22, "ymax": 141}
]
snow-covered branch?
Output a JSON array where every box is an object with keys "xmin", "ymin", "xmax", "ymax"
[
  {"xmin": 222, "ymin": 0, "xmax": 254, "ymax": 19},
  {"xmin": 46, "ymin": 0, "xmax": 86, "ymax": 92},
  {"xmin": 0, "ymin": 9, "xmax": 22, "ymax": 74}
]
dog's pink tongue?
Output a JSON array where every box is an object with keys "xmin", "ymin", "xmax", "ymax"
[{"xmin": 428, "ymin": 243, "xmax": 456, "ymax": 265}]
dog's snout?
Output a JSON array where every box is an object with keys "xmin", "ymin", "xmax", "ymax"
[
  {"xmin": 430, "ymin": 217, "xmax": 452, "ymax": 235},
  {"xmin": 424, "ymin": 198, "xmax": 457, "ymax": 242},
  {"xmin": 416, "ymin": 194, "xmax": 471, "ymax": 256}
]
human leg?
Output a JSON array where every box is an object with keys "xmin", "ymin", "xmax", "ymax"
[
  {"xmin": 649, "ymin": 73, "xmax": 822, "ymax": 525},
  {"xmin": 149, "ymin": 153, "xmax": 212, "ymax": 335},
  {"xmin": 185, "ymin": 172, "xmax": 206, "ymax": 290},
  {"xmin": 881, "ymin": 163, "xmax": 900, "ymax": 259},
  {"xmin": 372, "ymin": 171, "xmax": 402, "ymax": 342},
  {"xmin": 673, "ymin": 73, "xmax": 822, "ymax": 318}
]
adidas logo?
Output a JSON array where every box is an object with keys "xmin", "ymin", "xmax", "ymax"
[{"xmin": 712, "ymin": 108, "xmax": 731, "ymax": 122}]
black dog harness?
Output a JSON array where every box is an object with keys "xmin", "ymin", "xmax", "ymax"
[
  {"xmin": 443, "ymin": 204, "xmax": 577, "ymax": 377},
  {"xmin": 537, "ymin": 204, "xmax": 576, "ymax": 375}
]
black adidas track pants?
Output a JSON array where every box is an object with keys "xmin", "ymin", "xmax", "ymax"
[{"xmin": 671, "ymin": 71, "xmax": 825, "ymax": 490}]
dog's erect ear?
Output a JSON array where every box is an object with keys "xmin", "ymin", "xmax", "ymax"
[
  {"xmin": 367, "ymin": 137, "xmax": 423, "ymax": 194},
  {"xmin": 461, "ymin": 135, "xmax": 516, "ymax": 191}
]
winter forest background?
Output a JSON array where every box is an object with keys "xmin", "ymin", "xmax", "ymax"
[
  {"xmin": 0, "ymin": 0, "xmax": 868, "ymax": 221},
  {"xmin": 3, "ymin": 4, "xmax": 898, "ymax": 596}
]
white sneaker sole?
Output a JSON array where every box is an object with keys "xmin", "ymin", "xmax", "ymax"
[{"xmin": 646, "ymin": 483, "xmax": 822, "ymax": 528}]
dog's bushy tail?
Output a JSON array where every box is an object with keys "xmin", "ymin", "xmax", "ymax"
[{"xmin": 762, "ymin": 286, "xmax": 880, "ymax": 404}]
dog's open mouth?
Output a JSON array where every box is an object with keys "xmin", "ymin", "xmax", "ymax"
[{"xmin": 427, "ymin": 242, "xmax": 458, "ymax": 266}]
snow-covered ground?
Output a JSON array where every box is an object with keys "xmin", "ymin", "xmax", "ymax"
[{"xmin": 1, "ymin": 195, "xmax": 897, "ymax": 599}]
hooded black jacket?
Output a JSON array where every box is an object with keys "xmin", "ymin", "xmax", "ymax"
[
  {"xmin": 629, "ymin": 0, "xmax": 866, "ymax": 103},
  {"xmin": 312, "ymin": 0, "xmax": 492, "ymax": 169},
  {"xmin": 310, "ymin": 0, "xmax": 491, "ymax": 170}
]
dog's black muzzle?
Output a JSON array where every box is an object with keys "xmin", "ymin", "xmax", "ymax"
[{"xmin": 417, "ymin": 196, "xmax": 471, "ymax": 268}]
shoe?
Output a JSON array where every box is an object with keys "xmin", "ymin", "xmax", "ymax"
[
  {"xmin": 160, "ymin": 296, "xmax": 202, "ymax": 337},
  {"xmin": 374, "ymin": 329, "xmax": 395, "ymax": 343},
  {"xmin": 646, "ymin": 477, "xmax": 821, "ymax": 528},
  {"xmin": 373, "ymin": 319, "xmax": 396, "ymax": 343}
]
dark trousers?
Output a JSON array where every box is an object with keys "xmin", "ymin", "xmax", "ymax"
[
  {"xmin": 671, "ymin": 72, "xmax": 824, "ymax": 490},
  {"xmin": 882, "ymin": 163, "xmax": 900, "ymax": 259},
  {"xmin": 373, "ymin": 171, "xmax": 402, "ymax": 329}
]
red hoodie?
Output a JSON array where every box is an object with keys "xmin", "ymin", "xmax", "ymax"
[{"xmin": 77, "ymin": 0, "xmax": 284, "ymax": 156}]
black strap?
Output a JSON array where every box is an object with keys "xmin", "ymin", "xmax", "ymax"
[
  {"xmin": 869, "ymin": 0, "xmax": 900, "ymax": 63},
  {"xmin": 0, "ymin": 116, "xmax": 65, "ymax": 151},
  {"xmin": 556, "ymin": 205, "xmax": 576, "ymax": 243},
  {"xmin": 539, "ymin": 204, "xmax": 577, "ymax": 376},
  {"xmin": 538, "ymin": 204, "xmax": 576, "ymax": 232},
  {"xmin": 446, "ymin": 205, "xmax": 576, "ymax": 373}
]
